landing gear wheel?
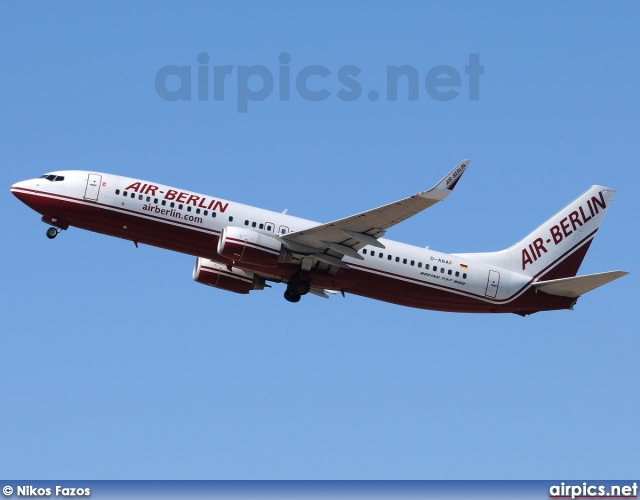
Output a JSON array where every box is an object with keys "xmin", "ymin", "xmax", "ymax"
[
  {"xmin": 284, "ymin": 289, "xmax": 301, "ymax": 303},
  {"xmin": 46, "ymin": 227, "xmax": 58, "ymax": 239},
  {"xmin": 291, "ymin": 280, "xmax": 311, "ymax": 296}
]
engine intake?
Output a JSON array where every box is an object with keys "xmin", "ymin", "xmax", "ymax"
[
  {"xmin": 193, "ymin": 258, "xmax": 265, "ymax": 294},
  {"xmin": 217, "ymin": 226, "xmax": 293, "ymax": 267}
]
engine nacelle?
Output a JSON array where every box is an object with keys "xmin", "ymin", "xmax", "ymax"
[
  {"xmin": 217, "ymin": 226, "xmax": 293, "ymax": 267},
  {"xmin": 193, "ymin": 258, "xmax": 266, "ymax": 294}
]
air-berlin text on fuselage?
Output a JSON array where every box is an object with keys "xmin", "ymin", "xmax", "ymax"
[
  {"xmin": 521, "ymin": 191, "xmax": 606, "ymax": 270},
  {"xmin": 124, "ymin": 182, "xmax": 229, "ymax": 212}
]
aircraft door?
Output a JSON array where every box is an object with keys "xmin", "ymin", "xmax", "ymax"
[
  {"xmin": 84, "ymin": 174, "xmax": 102, "ymax": 201},
  {"xmin": 485, "ymin": 270, "xmax": 500, "ymax": 298}
]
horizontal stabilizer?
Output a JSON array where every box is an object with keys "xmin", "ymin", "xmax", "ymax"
[{"xmin": 532, "ymin": 271, "xmax": 628, "ymax": 298}]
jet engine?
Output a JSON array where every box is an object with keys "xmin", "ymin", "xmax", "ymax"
[
  {"xmin": 193, "ymin": 258, "xmax": 266, "ymax": 294},
  {"xmin": 217, "ymin": 226, "xmax": 293, "ymax": 267}
]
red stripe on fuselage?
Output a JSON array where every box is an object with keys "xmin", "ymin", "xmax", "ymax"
[
  {"xmin": 11, "ymin": 187, "xmax": 218, "ymax": 235},
  {"xmin": 13, "ymin": 188, "xmax": 578, "ymax": 313}
]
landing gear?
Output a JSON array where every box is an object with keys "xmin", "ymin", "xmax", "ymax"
[
  {"xmin": 283, "ymin": 276, "xmax": 311, "ymax": 303},
  {"xmin": 284, "ymin": 289, "xmax": 301, "ymax": 303},
  {"xmin": 291, "ymin": 280, "xmax": 310, "ymax": 296},
  {"xmin": 41, "ymin": 215, "xmax": 68, "ymax": 240}
]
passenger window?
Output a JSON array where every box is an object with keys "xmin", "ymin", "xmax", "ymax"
[
  {"xmin": 138, "ymin": 194, "xmax": 143, "ymax": 200},
  {"xmin": 162, "ymin": 200, "xmax": 167, "ymax": 206},
  {"xmin": 146, "ymin": 196, "xmax": 151, "ymax": 202},
  {"xmin": 363, "ymin": 249, "xmax": 367, "ymax": 255},
  {"xmin": 178, "ymin": 204, "xmax": 183, "ymax": 210},
  {"xmin": 426, "ymin": 264, "xmax": 430, "ymax": 270},
  {"xmin": 463, "ymin": 273, "xmax": 467, "ymax": 279},
  {"xmin": 388, "ymin": 255, "xmax": 392, "ymax": 260},
  {"xmin": 229, "ymin": 216, "xmax": 233, "ymax": 222},
  {"xmin": 259, "ymin": 223, "xmax": 264, "ymax": 229},
  {"xmin": 244, "ymin": 220, "xmax": 249, "ymax": 226},
  {"xmin": 170, "ymin": 202, "xmax": 175, "ymax": 208},
  {"xmin": 212, "ymin": 212, "xmax": 216, "ymax": 218},
  {"xmin": 440, "ymin": 268, "xmax": 445, "ymax": 273},
  {"xmin": 455, "ymin": 271, "xmax": 460, "ymax": 277},
  {"xmin": 410, "ymin": 260, "xmax": 415, "ymax": 266},
  {"xmin": 433, "ymin": 266, "xmax": 437, "ymax": 272},
  {"xmin": 123, "ymin": 191, "xmax": 128, "ymax": 197},
  {"xmin": 371, "ymin": 251, "xmax": 376, "ymax": 257},
  {"xmin": 187, "ymin": 206, "xmax": 191, "ymax": 211},
  {"xmin": 379, "ymin": 253, "xmax": 383, "ymax": 258},
  {"xmin": 418, "ymin": 262, "xmax": 422, "ymax": 268},
  {"xmin": 115, "ymin": 189, "xmax": 120, "ymax": 195},
  {"xmin": 252, "ymin": 222, "xmax": 256, "ymax": 228},
  {"xmin": 448, "ymin": 270, "xmax": 452, "ymax": 275},
  {"xmin": 403, "ymin": 258, "xmax": 407, "ymax": 264},
  {"xmin": 204, "ymin": 210, "xmax": 208, "ymax": 216},
  {"xmin": 395, "ymin": 257, "xmax": 400, "ymax": 262},
  {"xmin": 131, "ymin": 193, "xmax": 135, "ymax": 198},
  {"xmin": 266, "ymin": 225, "xmax": 272, "ymax": 231},
  {"xmin": 196, "ymin": 208, "xmax": 200, "ymax": 214},
  {"xmin": 154, "ymin": 198, "xmax": 158, "ymax": 204}
]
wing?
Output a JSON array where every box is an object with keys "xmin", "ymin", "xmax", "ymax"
[{"xmin": 281, "ymin": 160, "xmax": 470, "ymax": 269}]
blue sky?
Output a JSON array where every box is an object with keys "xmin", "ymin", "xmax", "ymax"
[{"xmin": 1, "ymin": 1, "xmax": 638, "ymax": 479}]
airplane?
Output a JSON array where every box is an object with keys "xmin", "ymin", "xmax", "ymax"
[{"xmin": 10, "ymin": 160, "xmax": 628, "ymax": 315}]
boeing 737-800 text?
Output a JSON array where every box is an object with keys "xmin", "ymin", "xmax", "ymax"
[{"xmin": 10, "ymin": 161, "xmax": 628, "ymax": 315}]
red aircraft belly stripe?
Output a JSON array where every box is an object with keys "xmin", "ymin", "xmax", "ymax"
[{"xmin": 10, "ymin": 185, "xmax": 596, "ymax": 314}]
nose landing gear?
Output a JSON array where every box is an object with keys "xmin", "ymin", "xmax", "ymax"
[{"xmin": 41, "ymin": 215, "xmax": 69, "ymax": 240}]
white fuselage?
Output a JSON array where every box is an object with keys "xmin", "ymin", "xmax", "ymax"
[{"xmin": 10, "ymin": 170, "xmax": 591, "ymax": 314}]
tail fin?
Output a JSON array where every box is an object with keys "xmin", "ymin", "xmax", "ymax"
[{"xmin": 456, "ymin": 186, "xmax": 617, "ymax": 280}]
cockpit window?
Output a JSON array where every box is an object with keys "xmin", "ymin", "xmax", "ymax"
[{"xmin": 39, "ymin": 174, "xmax": 65, "ymax": 182}]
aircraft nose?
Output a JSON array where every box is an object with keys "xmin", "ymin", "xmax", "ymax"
[
  {"xmin": 10, "ymin": 179, "xmax": 34, "ymax": 201},
  {"xmin": 11, "ymin": 179, "xmax": 28, "ymax": 191}
]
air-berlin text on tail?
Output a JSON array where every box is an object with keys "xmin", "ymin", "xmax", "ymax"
[
  {"xmin": 521, "ymin": 190, "xmax": 606, "ymax": 270},
  {"xmin": 124, "ymin": 182, "xmax": 229, "ymax": 212}
]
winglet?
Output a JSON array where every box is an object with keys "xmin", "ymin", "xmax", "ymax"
[{"xmin": 418, "ymin": 159, "xmax": 470, "ymax": 201}]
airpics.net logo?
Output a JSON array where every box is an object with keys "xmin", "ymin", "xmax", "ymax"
[
  {"xmin": 549, "ymin": 482, "xmax": 638, "ymax": 499},
  {"xmin": 155, "ymin": 52, "xmax": 484, "ymax": 112}
]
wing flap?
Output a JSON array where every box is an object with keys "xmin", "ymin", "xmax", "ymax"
[
  {"xmin": 308, "ymin": 287, "xmax": 339, "ymax": 299},
  {"xmin": 533, "ymin": 271, "xmax": 628, "ymax": 298}
]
